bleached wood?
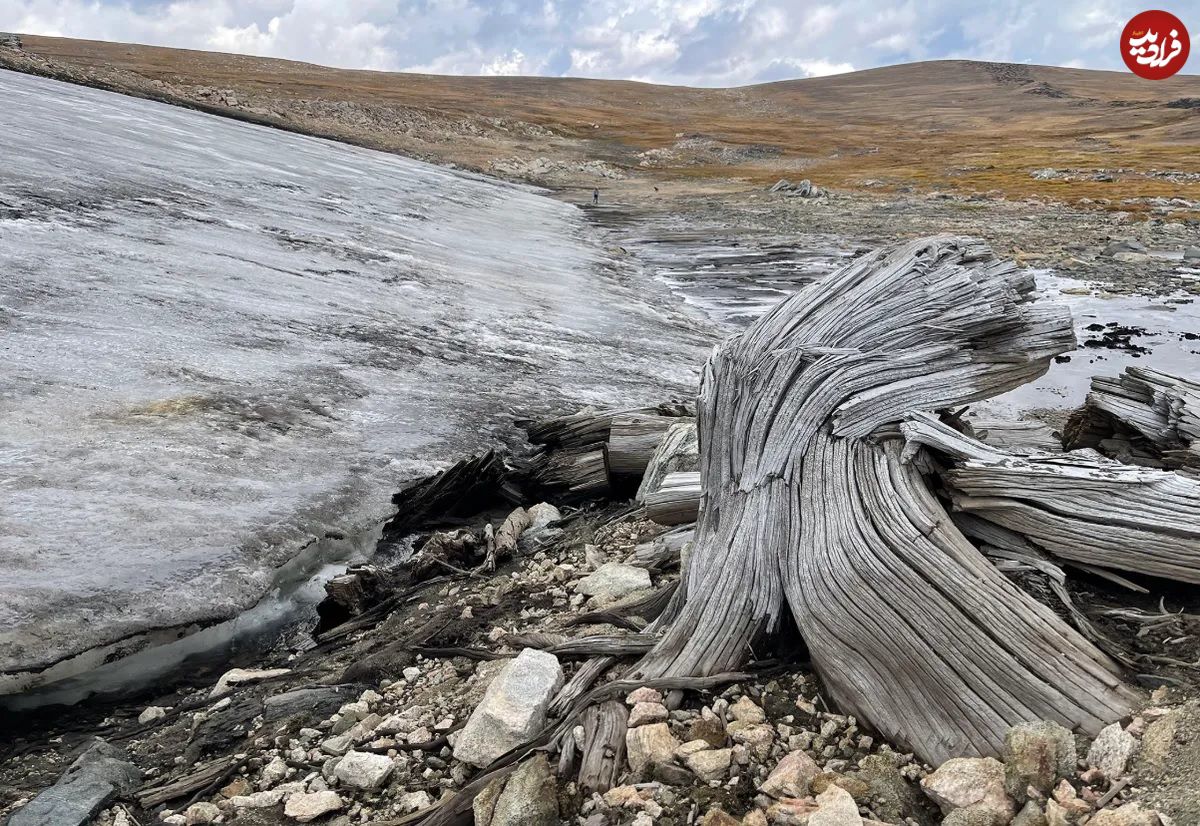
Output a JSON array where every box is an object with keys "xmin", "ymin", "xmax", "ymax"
[
  {"xmin": 626, "ymin": 236, "xmax": 1135, "ymax": 765},
  {"xmin": 607, "ymin": 413, "xmax": 677, "ymax": 476},
  {"xmin": 643, "ymin": 471, "xmax": 702, "ymax": 526},
  {"xmin": 635, "ymin": 420, "xmax": 699, "ymax": 502}
]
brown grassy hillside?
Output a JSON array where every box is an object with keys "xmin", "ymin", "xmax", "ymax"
[{"xmin": 3, "ymin": 34, "xmax": 1198, "ymax": 204}]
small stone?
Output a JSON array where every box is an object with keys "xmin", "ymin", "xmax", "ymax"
[
  {"xmin": 397, "ymin": 790, "xmax": 433, "ymax": 813},
  {"xmin": 767, "ymin": 797, "xmax": 819, "ymax": 825},
  {"xmin": 227, "ymin": 790, "xmax": 285, "ymax": 808},
  {"xmin": 1012, "ymin": 800, "xmax": 1048, "ymax": 826},
  {"xmin": 810, "ymin": 785, "xmax": 863, "ymax": 826},
  {"xmin": 687, "ymin": 716, "xmax": 727, "ymax": 747},
  {"xmin": 627, "ymin": 687, "xmax": 664, "ymax": 705},
  {"xmin": 574, "ymin": 562, "xmax": 651, "ymax": 602},
  {"xmin": 743, "ymin": 810, "xmax": 769, "ymax": 826},
  {"xmin": 333, "ymin": 751, "xmax": 393, "ymax": 789},
  {"xmin": 922, "ymin": 756, "xmax": 1016, "ymax": 824},
  {"xmin": 761, "ymin": 750, "xmax": 821, "ymax": 799},
  {"xmin": 283, "ymin": 791, "xmax": 344, "ymax": 822},
  {"xmin": 138, "ymin": 706, "xmax": 168, "ymax": 725},
  {"xmin": 1087, "ymin": 723, "xmax": 1138, "ymax": 780},
  {"xmin": 402, "ymin": 666, "xmax": 421, "ymax": 682},
  {"xmin": 183, "ymin": 803, "xmax": 220, "ymax": 825},
  {"xmin": 261, "ymin": 756, "xmax": 289, "ymax": 786},
  {"xmin": 1003, "ymin": 721, "xmax": 1077, "ymax": 801},
  {"xmin": 627, "ymin": 723, "xmax": 681, "ymax": 773},
  {"xmin": 730, "ymin": 696, "xmax": 767, "ymax": 724},
  {"xmin": 526, "ymin": 502, "xmax": 561, "ymax": 530},
  {"xmin": 220, "ymin": 777, "xmax": 251, "ymax": 798},
  {"xmin": 489, "ymin": 754, "xmax": 557, "ymax": 826},
  {"xmin": 685, "ymin": 747, "xmax": 733, "ymax": 782},
  {"xmin": 472, "ymin": 777, "xmax": 505, "ymax": 826},
  {"xmin": 700, "ymin": 808, "xmax": 741, "ymax": 826},
  {"xmin": 628, "ymin": 701, "xmax": 669, "ymax": 727},
  {"xmin": 1088, "ymin": 804, "xmax": 1160, "ymax": 826},
  {"xmin": 728, "ymin": 720, "xmax": 774, "ymax": 760}
]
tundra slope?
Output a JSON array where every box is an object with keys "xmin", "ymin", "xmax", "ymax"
[{"xmin": 0, "ymin": 70, "xmax": 712, "ymax": 697}]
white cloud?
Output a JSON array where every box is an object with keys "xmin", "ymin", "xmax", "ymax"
[{"xmin": 0, "ymin": 0, "xmax": 1179, "ymax": 86}]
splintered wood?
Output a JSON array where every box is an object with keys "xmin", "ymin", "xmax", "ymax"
[{"xmin": 627, "ymin": 235, "xmax": 1138, "ymax": 765}]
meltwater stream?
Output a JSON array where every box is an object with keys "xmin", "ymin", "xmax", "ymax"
[{"xmin": 0, "ymin": 71, "xmax": 713, "ymax": 700}]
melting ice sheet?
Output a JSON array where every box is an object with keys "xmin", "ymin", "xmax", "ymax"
[
  {"xmin": 0, "ymin": 71, "xmax": 711, "ymax": 694},
  {"xmin": 978, "ymin": 272, "xmax": 1200, "ymax": 419}
]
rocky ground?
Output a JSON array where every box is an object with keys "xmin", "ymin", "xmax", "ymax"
[{"xmin": 3, "ymin": 429, "xmax": 1200, "ymax": 826}]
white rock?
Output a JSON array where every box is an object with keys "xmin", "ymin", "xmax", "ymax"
[
  {"xmin": 227, "ymin": 790, "xmax": 285, "ymax": 808},
  {"xmin": 452, "ymin": 649, "xmax": 564, "ymax": 768},
  {"xmin": 183, "ymin": 803, "xmax": 220, "ymax": 825},
  {"xmin": 761, "ymin": 749, "xmax": 820, "ymax": 799},
  {"xmin": 1088, "ymin": 722, "xmax": 1138, "ymax": 780},
  {"xmin": 397, "ymin": 790, "xmax": 434, "ymax": 813},
  {"xmin": 283, "ymin": 791, "xmax": 345, "ymax": 822},
  {"xmin": 628, "ymin": 702, "xmax": 669, "ymax": 727},
  {"xmin": 261, "ymin": 756, "xmax": 289, "ymax": 786},
  {"xmin": 730, "ymin": 696, "xmax": 766, "ymax": 723},
  {"xmin": 402, "ymin": 666, "xmax": 421, "ymax": 682},
  {"xmin": 627, "ymin": 723, "xmax": 682, "ymax": 773},
  {"xmin": 138, "ymin": 706, "xmax": 168, "ymax": 724},
  {"xmin": 526, "ymin": 503, "xmax": 561, "ymax": 530},
  {"xmin": 921, "ymin": 757, "xmax": 1016, "ymax": 824},
  {"xmin": 333, "ymin": 750, "xmax": 394, "ymax": 789},
  {"xmin": 209, "ymin": 667, "xmax": 290, "ymax": 698},
  {"xmin": 574, "ymin": 562, "xmax": 651, "ymax": 601},
  {"xmin": 809, "ymin": 785, "xmax": 863, "ymax": 826},
  {"xmin": 685, "ymin": 747, "xmax": 732, "ymax": 782}
]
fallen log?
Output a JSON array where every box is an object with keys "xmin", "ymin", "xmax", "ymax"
[
  {"xmin": 643, "ymin": 471, "xmax": 701, "ymax": 526},
  {"xmin": 606, "ymin": 413, "xmax": 677, "ymax": 476},
  {"xmin": 626, "ymin": 236, "xmax": 1135, "ymax": 765},
  {"xmin": 904, "ymin": 411, "xmax": 1200, "ymax": 584},
  {"xmin": 1065, "ymin": 367, "xmax": 1200, "ymax": 469}
]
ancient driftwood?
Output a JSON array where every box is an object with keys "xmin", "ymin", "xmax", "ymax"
[
  {"xmin": 577, "ymin": 701, "xmax": 629, "ymax": 793},
  {"xmin": 1066, "ymin": 367, "xmax": 1200, "ymax": 469},
  {"xmin": 626, "ymin": 236, "xmax": 1137, "ymax": 766},
  {"xmin": 643, "ymin": 471, "xmax": 702, "ymax": 526},
  {"xmin": 904, "ymin": 412, "xmax": 1200, "ymax": 584},
  {"xmin": 635, "ymin": 419, "xmax": 699, "ymax": 503},
  {"xmin": 607, "ymin": 413, "xmax": 678, "ymax": 476}
]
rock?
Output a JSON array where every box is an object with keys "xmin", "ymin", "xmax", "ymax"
[
  {"xmin": 810, "ymin": 785, "xmax": 863, "ymax": 826},
  {"xmin": 8, "ymin": 740, "xmax": 142, "ymax": 826},
  {"xmin": 767, "ymin": 797, "xmax": 819, "ymax": 824},
  {"xmin": 1088, "ymin": 804, "xmax": 1160, "ymax": 826},
  {"xmin": 627, "ymin": 722, "xmax": 681, "ymax": 773},
  {"xmin": 1101, "ymin": 240, "xmax": 1148, "ymax": 257},
  {"xmin": 209, "ymin": 667, "xmax": 290, "ymax": 698},
  {"xmin": 183, "ymin": 803, "xmax": 220, "ymax": 825},
  {"xmin": 283, "ymin": 791, "xmax": 345, "ymax": 822},
  {"xmin": 728, "ymin": 720, "xmax": 774, "ymax": 759},
  {"xmin": 263, "ymin": 685, "xmax": 356, "ymax": 722},
  {"xmin": 397, "ymin": 790, "xmax": 434, "ymax": 813},
  {"xmin": 627, "ymin": 686, "xmax": 664, "ymax": 705},
  {"xmin": 574, "ymin": 562, "xmax": 651, "ymax": 602},
  {"xmin": 701, "ymin": 808, "xmax": 741, "ymax": 825},
  {"xmin": 138, "ymin": 706, "xmax": 168, "ymax": 724},
  {"xmin": 922, "ymin": 757, "xmax": 1016, "ymax": 825},
  {"xmin": 743, "ymin": 810, "xmax": 769, "ymax": 826},
  {"xmin": 453, "ymin": 649, "xmax": 564, "ymax": 767},
  {"xmin": 489, "ymin": 754, "xmax": 557, "ymax": 826},
  {"xmin": 261, "ymin": 755, "xmax": 289, "ymax": 786},
  {"xmin": 472, "ymin": 777, "xmax": 505, "ymax": 826},
  {"xmin": 628, "ymin": 701, "xmax": 669, "ymax": 727},
  {"xmin": 943, "ymin": 810, "xmax": 1001, "ymax": 826},
  {"xmin": 761, "ymin": 750, "xmax": 821, "ymax": 799},
  {"xmin": 1003, "ymin": 721, "xmax": 1077, "ymax": 800},
  {"xmin": 730, "ymin": 696, "xmax": 767, "ymax": 723},
  {"xmin": 685, "ymin": 747, "xmax": 733, "ymax": 782},
  {"xmin": 333, "ymin": 751, "xmax": 394, "ymax": 789},
  {"xmin": 227, "ymin": 790, "xmax": 285, "ymax": 808},
  {"xmin": 687, "ymin": 716, "xmax": 727, "ymax": 747},
  {"xmin": 1087, "ymin": 723, "xmax": 1138, "ymax": 780},
  {"xmin": 526, "ymin": 502, "xmax": 561, "ymax": 530},
  {"xmin": 1012, "ymin": 800, "xmax": 1048, "ymax": 826},
  {"xmin": 402, "ymin": 666, "xmax": 421, "ymax": 682},
  {"xmin": 852, "ymin": 754, "xmax": 920, "ymax": 822}
]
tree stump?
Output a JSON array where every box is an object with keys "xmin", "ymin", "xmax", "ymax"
[{"xmin": 627, "ymin": 236, "xmax": 1137, "ymax": 765}]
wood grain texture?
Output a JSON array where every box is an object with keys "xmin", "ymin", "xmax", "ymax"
[{"xmin": 626, "ymin": 235, "xmax": 1135, "ymax": 765}]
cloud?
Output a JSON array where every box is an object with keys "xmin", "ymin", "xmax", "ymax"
[{"xmin": 1, "ymin": 0, "xmax": 1189, "ymax": 86}]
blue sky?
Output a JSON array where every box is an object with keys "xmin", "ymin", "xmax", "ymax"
[{"xmin": 3, "ymin": 0, "xmax": 1197, "ymax": 85}]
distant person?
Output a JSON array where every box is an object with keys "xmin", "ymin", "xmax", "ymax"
[{"xmin": 592, "ymin": 188, "xmax": 599, "ymax": 205}]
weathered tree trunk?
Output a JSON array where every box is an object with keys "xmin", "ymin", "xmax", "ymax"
[
  {"xmin": 643, "ymin": 471, "xmax": 702, "ymax": 526},
  {"xmin": 636, "ymin": 420, "xmax": 699, "ymax": 503},
  {"xmin": 607, "ymin": 413, "xmax": 677, "ymax": 476},
  {"xmin": 627, "ymin": 236, "xmax": 1137, "ymax": 765},
  {"xmin": 1065, "ymin": 367, "xmax": 1200, "ymax": 469}
]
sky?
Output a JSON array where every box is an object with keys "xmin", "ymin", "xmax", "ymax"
[{"xmin": 3, "ymin": 0, "xmax": 1198, "ymax": 86}]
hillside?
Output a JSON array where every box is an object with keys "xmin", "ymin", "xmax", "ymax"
[{"xmin": 2, "ymin": 34, "xmax": 1198, "ymax": 207}]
